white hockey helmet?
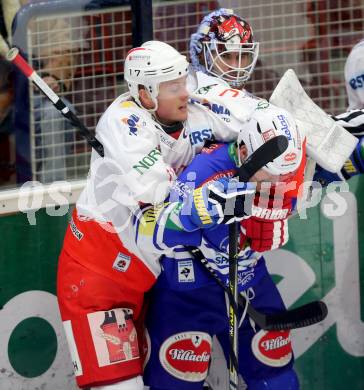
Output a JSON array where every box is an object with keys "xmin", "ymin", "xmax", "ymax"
[
  {"xmin": 190, "ymin": 8, "xmax": 259, "ymax": 89},
  {"xmin": 124, "ymin": 41, "xmax": 189, "ymax": 110},
  {"xmin": 238, "ymin": 102, "xmax": 303, "ymax": 177}
]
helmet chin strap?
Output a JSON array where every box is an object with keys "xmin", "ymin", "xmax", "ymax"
[
  {"xmin": 136, "ymin": 84, "xmax": 159, "ymax": 112},
  {"xmin": 146, "ymin": 100, "xmax": 158, "ymax": 112},
  {"xmin": 132, "ymin": 96, "xmax": 158, "ymax": 113},
  {"xmin": 153, "ymin": 114, "xmax": 184, "ymax": 135},
  {"xmin": 147, "ymin": 92, "xmax": 159, "ymax": 112}
]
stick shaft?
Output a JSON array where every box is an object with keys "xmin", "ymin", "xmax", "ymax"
[
  {"xmin": 228, "ymin": 222, "xmax": 239, "ymax": 389},
  {"xmin": 7, "ymin": 47, "xmax": 105, "ymax": 157},
  {"xmin": 227, "ymin": 135, "xmax": 288, "ymax": 388}
]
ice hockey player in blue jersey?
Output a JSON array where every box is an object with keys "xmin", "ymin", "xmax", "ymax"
[
  {"xmin": 135, "ymin": 104, "xmax": 306, "ymax": 390},
  {"xmin": 314, "ymin": 109, "xmax": 364, "ymax": 185}
]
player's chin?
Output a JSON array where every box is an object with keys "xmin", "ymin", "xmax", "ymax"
[{"xmin": 176, "ymin": 107, "xmax": 188, "ymax": 121}]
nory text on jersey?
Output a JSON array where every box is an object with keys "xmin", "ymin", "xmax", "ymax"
[{"xmin": 133, "ymin": 148, "xmax": 162, "ymax": 175}]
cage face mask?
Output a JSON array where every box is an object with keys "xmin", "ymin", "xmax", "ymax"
[
  {"xmin": 203, "ymin": 40, "xmax": 259, "ymax": 88},
  {"xmin": 190, "ymin": 9, "xmax": 259, "ymax": 88}
]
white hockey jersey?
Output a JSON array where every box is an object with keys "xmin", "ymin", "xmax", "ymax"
[
  {"xmin": 345, "ymin": 38, "xmax": 364, "ymax": 110},
  {"xmin": 73, "ymin": 72, "xmax": 260, "ymax": 276}
]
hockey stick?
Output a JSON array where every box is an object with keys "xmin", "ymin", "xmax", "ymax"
[
  {"xmin": 237, "ymin": 135, "xmax": 287, "ymax": 181},
  {"xmin": 227, "ymin": 135, "xmax": 288, "ymax": 389},
  {"xmin": 187, "ymin": 246, "xmax": 328, "ymax": 331},
  {"xmin": 228, "ymin": 220, "xmax": 239, "ymax": 389},
  {"xmin": 189, "ymin": 135, "xmax": 327, "ymax": 331},
  {"xmin": 6, "ymin": 47, "xmax": 105, "ymax": 157},
  {"xmin": 235, "ymin": 136, "xmax": 329, "ymax": 330}
]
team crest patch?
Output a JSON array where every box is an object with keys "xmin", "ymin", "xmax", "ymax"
[
  {"xmin": 88, "ymin": 308, "xmax": 139, "ymax": 367},
  {"xmin": 251, "ymin": 329, "xmax": 292, "ymax": 367},
  {"xmin": 113, "ymin": 252, "xmax": 131, "ymax": 272},
  {"xmin": 159, "ymin": 332, "xmax": 211, "ymax": 382},
  {"xmin": 178, "ymin": 260, "xmax": 195, "ymax": 283}
]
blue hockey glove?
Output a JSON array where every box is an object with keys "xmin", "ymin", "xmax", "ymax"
[{"xmin": 179, "ymin": 177, "xmax": 256, "ymax": 231}]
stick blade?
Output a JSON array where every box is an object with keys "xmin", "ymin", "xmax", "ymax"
[
  {"xmin": 239, "ymin": 135, "xmax": 289, "ymax": 181},
  {"xmin": 264, "ymin": 301, "xmax": 328, "ymax": 331}
]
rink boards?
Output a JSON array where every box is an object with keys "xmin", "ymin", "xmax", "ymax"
[{"xmin": 0, "ymin": 176, "xmax": 363, "ymax": 389}]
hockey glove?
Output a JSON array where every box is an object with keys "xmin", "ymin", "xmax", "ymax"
[
  {"xmin": 179, "ymin": 177, "xmax": 256, "ymax": 231},
  {"xmin": 241, "ymin": 217, "xmax": 289, "ymax": 252},
  {"xmin": 241, "ymin": 191, "xmax": 293, "ymax": 252}
]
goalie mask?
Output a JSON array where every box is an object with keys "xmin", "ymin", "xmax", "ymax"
[
  {"xmin": 238, "ymin": 102, "xmax": 303, "ymax": 182},
  {"xmin": 124, "ymin": 41, "xmax": 189, "ymax": 110},
  {"xmin": 190, "ymin": 8, "xmax": 259, "ymax": 89}
]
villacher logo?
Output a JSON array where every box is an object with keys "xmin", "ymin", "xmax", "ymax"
[
  {"xmin": 159, "ymin": 332, "xmax": 212, "ymax": 382},
  {"xmin": 252, "ymin": 329, "xmax": 292, "ymax": 367}
]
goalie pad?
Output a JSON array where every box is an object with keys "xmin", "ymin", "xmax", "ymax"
[{"xmin": 270, "ymin": 69, "xmax": 358, "ymax": 173}]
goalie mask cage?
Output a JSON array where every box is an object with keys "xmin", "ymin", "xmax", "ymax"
[{"xmin": 10, "ymin": 0, "xmax": 364, "ymax": 185}]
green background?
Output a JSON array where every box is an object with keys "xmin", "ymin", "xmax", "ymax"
[{"xmin": 0, "ymin": 177, "xmax": 363, "ymax": 388}]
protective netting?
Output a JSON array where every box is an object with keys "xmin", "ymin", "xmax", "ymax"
[
  {"xmin": 22, "ymin": 0, "xmax": 364, "ymax": 182},
  {"xmin": 219, "ymin": 0, "xmax": 364, "ymax": 109},
  {"xmin": 28, "ymin": 5, "xmax": 132, "ymax": 182}
]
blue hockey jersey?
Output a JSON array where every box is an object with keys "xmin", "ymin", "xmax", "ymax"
[{"xmin": 134, "ymin": 142, "xmax": 270, "ymax": 293}]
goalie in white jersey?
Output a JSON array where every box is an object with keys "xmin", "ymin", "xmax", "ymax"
[
  {"xmin": 57, "ymin": 40, "xmax": 261, "ymax": 390},
  {"xmin": 189, "ymin": 8, "xmax": 259, "ymax": 91},
  {"xmin": 189, "ymin": 8, "xmax": 361, "ymax": 177}
]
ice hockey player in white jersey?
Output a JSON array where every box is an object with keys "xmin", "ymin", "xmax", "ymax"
[
  {"xmin": 314, "ymin": 109, "xmax": 364, "ymax": 184},
  {"xmin": 57, "ymin": 40, "xmax": 260, "ymax": 390},
  {"xmin": 187, "ymin": 9, "xmax": 363, "ymax": 188},
  {"xmin": 187, "ymin": 8, "xmax": 265, "ymax": 137},
  {"xmin": 344, "ymin": 38, "xmax": 364, "ymax": 110},
  {"xmin": 313, "ymin": 38, "xmax": 364, "ymax": 184}
]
